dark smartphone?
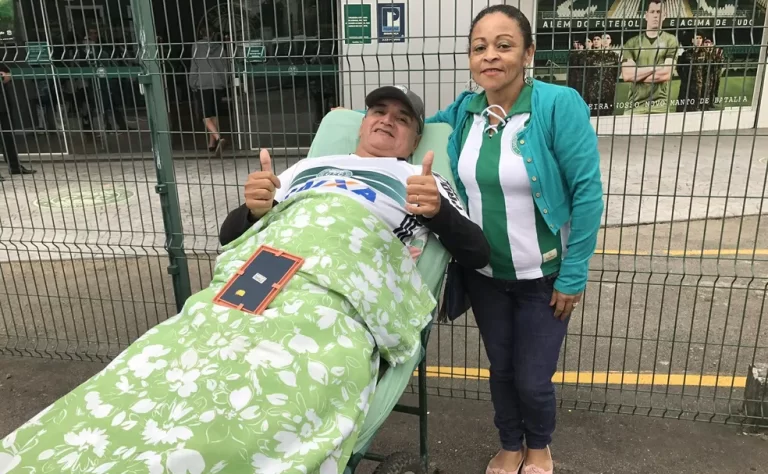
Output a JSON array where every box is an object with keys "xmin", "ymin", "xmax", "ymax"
[{"xmin": 213, "ymin": 245, "xmax": 304, "ymax": 315}]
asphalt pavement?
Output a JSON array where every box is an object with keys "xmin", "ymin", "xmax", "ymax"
[{"xmin": 1, "ymin": 356, "xmax": 767, "ymax": 474}]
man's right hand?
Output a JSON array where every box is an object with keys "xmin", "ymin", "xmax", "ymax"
[
  {"xmin": 0, "ymin": 72, "xmax": 11, "ymax": 84},
  {"xmin": 244, "ymin": 149, "xmax": 281, "ymax": 219}
]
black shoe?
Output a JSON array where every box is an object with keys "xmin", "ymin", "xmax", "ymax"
[
  {"xmin": 208, "ymin": 138, "xmax": 225, "ymax": 154},
  {"xmin": 10, "ymin": 166, "xmax": 37, "ymax": 175}
]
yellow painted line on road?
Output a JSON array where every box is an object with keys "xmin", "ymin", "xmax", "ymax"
[
  {"xmin": 420, "ymin": 366, "xmax": 747, "ymax": 388},
  {"xmin": 596, "ymin": 248, "xmax": 768, "ymax": 258}
]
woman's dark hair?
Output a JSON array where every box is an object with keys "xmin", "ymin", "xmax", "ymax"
[{"xmin": 468, "ymin": 4, "xmax": 534, "ymax": 50}]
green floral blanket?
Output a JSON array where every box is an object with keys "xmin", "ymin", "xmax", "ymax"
[{"xmin": 0, "ymin": 191, "xmax": 437, "ymax": 474}]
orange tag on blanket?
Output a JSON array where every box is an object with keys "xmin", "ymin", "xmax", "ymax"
[{"xmin": 212, "ymin": 245, "xmax": 304, "ymax": 315}]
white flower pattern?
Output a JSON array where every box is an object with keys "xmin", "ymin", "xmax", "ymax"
[{"xmin": 0, "ymin": 192, "xmax": 436, "ymax": 474}]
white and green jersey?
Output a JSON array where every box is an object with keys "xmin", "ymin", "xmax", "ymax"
[
  {"xmin": 274, "ymin": 154, "xmax": 467, "ymax": 248},
  {"xmin": 457, "ymin": 86, "xmax": 570, "ymax": 280}
]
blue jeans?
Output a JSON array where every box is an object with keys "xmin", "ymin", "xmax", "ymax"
[{"xmin": 464, "ymin": 269, "xmax": 569, "ymax": 451}]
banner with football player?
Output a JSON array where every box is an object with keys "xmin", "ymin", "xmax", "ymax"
[{"xmin": 534, "ymin": 0, "xmax": 765, "ymax": 115}]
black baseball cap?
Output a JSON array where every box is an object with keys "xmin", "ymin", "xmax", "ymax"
[{"xmin": 365, "ymin": 85, "xmax": 425, "ymax": 134}]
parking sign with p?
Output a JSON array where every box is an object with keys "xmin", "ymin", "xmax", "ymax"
[{"xmin": 377, "ymin": 2, "xmax": 405, "ymax": 43}]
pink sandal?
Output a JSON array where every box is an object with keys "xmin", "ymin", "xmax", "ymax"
[
  {"xmin": 521, "ymin": 446, "xmax": 553, "ymax": 474},
  {"xmin": 486, "ymin": 448, "xmax": 526, "ymax": 474}
]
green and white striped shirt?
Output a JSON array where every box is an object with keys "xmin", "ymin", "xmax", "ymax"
[{"xmin": 457, "ymin": 84, "xmax": 570, "ymax": 280}]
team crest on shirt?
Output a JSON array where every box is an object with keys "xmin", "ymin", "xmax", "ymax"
[{"xmin": 318, "ymin": 168, "xmax": 354, "ymax": 178}]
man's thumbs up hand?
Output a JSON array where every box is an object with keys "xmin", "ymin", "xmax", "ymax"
[
  {"xmin": 406, "ymin": 150, "xmax": 441, "ymax": 218},
  {"xmin": 244, "ymin": 149, "xmax": 281, "ymax": 219},
  {"xmin": 259, "ymin": 148, "xmax": 273, "ymax": 173},
  {"xmin": 421, "ymin": 151, "xmax": 434, "ymax": 176}
]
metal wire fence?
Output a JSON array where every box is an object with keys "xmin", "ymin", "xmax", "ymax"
[{"xmin": 0, "ymin": 0, "xmax": 767, "ymax": 428}]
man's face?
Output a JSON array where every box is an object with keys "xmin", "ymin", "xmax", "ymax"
[
  {"xmin": 593, "ymin": 36, "xmax": 602, "ymax": 48},
  {"xmin": 358, "ymin": 99, "xmax": 420, "ymax": 158},
  {"xmin": 645, "ymin": 2, "xmax": 663, "ymax": 30},
  {"xmin": 693, "ymin": 35, "xmax": 703, "ymax": 46}
]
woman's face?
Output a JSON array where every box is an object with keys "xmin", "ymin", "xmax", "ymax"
[{"xmin": 469, "ymin": 13, "xmax": 534, "ymax": 94}]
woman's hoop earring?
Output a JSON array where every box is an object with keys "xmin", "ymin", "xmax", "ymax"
[{"xmin": 466, "ymin": 79, "xmax": 479, "ymax": 92}]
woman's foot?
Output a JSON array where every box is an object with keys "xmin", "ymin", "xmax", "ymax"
[
  {"xmin": 522, "ymin": 446, "xmax": 553, "ymax": 474},
  {"xmin": 208, "ymin": 134, "xmax": 221, "ymax": 152},
  {"xmin": 208, "ymin": 137, "xmax": 226, "ymax": 154},
  {"xmin": 486, "ymin": 448, "xmax": 525, "ymax": 474}
]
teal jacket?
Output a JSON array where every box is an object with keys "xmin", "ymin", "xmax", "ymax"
[{"xmin": 427, "ymin": 80, "xmax": 604, "ymax": 294}]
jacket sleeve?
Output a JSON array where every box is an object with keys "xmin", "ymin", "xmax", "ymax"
[
  {"xmin": 418, "ymin": 194, "xmax": 490, "ymax": 270},
  {"xmin": 219, "ymin": 200, "xmax": 283, "ymax": 246},
  {"xmin": 218, "ymin": 203, "xmax": 257, "ymax": 246},
  {"xmin": 551, "ymin": 87, "xmax": 604, "ymax": 295}
]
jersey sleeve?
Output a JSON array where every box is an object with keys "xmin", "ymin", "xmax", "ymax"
[
  {"xmin": 433, "ymin": 171, "xmax": 469, "ymax": 218},
  {"xmin": 664, "ymin": 34, "xmax": 680, "ymax": 60}
]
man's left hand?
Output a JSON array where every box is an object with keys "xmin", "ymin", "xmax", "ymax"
[
  {"xmin": 406, "ymin": 151, "xmax": 441, "ymax": 218},
  {"xmin": 0, "ymin": 72, "xmax": 10, "ymax": 84},
  {"xmin": 550, "ymin": 290, "xmax": 582, "ymax": 320}
]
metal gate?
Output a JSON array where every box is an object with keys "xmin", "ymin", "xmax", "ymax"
[{"xmin": 0, "ymin": 0, "xmax": 766, "ymax": 427}]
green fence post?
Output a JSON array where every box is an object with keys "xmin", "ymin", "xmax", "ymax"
[{"xmin": 131, "ymin": 0, "xmax": 192, "ymax": 312}]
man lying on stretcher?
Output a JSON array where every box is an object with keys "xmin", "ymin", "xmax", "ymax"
[
  {"xmin": 0, "ymin": 86, "xmax": 489, "ymax": 474},
  {"xmin": 220, "ymin": 85, "xmax": 490, "ymax": 268}
]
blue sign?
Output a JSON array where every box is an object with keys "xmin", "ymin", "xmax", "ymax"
[{"xmin": 377, "ymin": 3, "xmax": 405, "ymax": 43}]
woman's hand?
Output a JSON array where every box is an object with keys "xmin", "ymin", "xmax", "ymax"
[
  {"xmin": 408, "ymin": 246, "xmax": 422, "ymax": 260},
  {"xmin": 550, "ymin": 290, "xmax": 582, "ymax": 320}
]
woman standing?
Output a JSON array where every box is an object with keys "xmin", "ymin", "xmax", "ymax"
[
  {"xmin": 427, "ymin": 5, "xmax": 603, "ymax": 474},
  {"xmin": 189, "ymin": 27, "xmax": 229, "ymax": 153}
]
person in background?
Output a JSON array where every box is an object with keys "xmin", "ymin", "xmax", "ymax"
[
  {"xmin": 84, "ymin": 27, "xmax": 128, "ymax": 132},
  {"xmin": 601, "ymin": 33, "xmax": 612, "ymax": 50},
  {"xmin": 592, "ymin": 34, "xmax": 602, "ymax": 50},
  {"xmin": 189, "ymin": 26, "xmax": 229, "ymax": 153},
  {"xmin": 0, "ymin": 68, "xmax": 36, "ymax": 181},
  {"xmin": 702, "ymin": 38, "xmax": 724, "ymax": 110},
  {"xmin": 676, "ymin": 34, "xmax": 704, "ymax": 112},
  {"xmin": 620, "ymin": 0, "xmax": 680, "ymax": 114},
  {"xmin": 587, "ymin": 32, "xmax": 619, "ymax": 116},
  {"xmin": 426, "ymin": 4, "xmax": 603, "ymax": 473},
  {"xmin": 566, "ymin": 38, "xmax": 589, "ymax": 101}
]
